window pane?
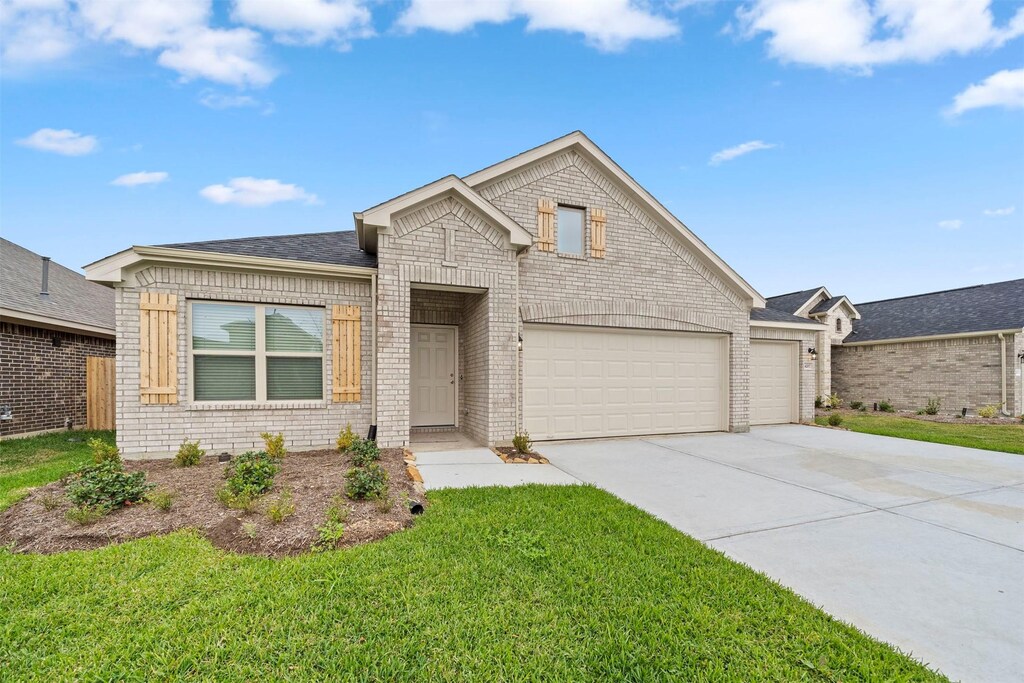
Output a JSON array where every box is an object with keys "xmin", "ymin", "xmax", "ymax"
[
  {"xmin": 267, "ymin": 357, "xmax": 323, "ymax": 400},
  {"xmin": 194, "ymin": 356, "xmax": 255, "ymax": 401},
  {"xmin": 557, "ymin": 207, "xmax": 584, "ymax": 254},
  {"xmin": 192, "ymin": 303, "xmax": 255, "ymax": 350},
  {"xmin": 266, "ymin": 307, "xmax": 323, "ymax": 352}
]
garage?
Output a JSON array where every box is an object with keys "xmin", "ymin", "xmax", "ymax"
[
  {"xmin": 522, "ymin": 325, "xmax": 728, "ymax": 440},
  {"xmin": 749, "ymin": 340, "xmax": 798, "ymax": 425}
]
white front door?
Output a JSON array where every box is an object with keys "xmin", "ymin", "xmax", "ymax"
[{"xmin": 410, "ymin": 325, "xmax": 456, "ymax": 427}]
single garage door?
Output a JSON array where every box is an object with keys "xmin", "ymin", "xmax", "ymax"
[
  {"xmin": 750, "ymin": 340, "xmax": 798, "ymax": 425},
  {"xmin": 523, "ymin": 325, "xmax": 728, "ymax": 440}
]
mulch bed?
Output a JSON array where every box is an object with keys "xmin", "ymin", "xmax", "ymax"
[
  {"xmin": 0, "ymin": 448, "xmax": 422, "ymax": 557},
  {"xmin": 817, "ymin": 408, "xmax": 1022, "ymax": 425},
  {"xmin": 491, "ymin": 446, "xmax": 549, "ymax": 464}
]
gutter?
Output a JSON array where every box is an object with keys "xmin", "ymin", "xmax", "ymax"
[
  {"xmin": 998, "ymin": 333, "xmax": 1011, "ymax": 417},
  {"xmin": 370, "ymin": 272, "xmax": 377, "ymax": 426},
  {"xmin": 842, "ymin": 328, "xmax": 1022, "ymax": 347}
]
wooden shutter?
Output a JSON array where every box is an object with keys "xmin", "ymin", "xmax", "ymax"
[
  {"xmin": 332, "ymin": 305, "xmax": 361, "ymax": 402},
  {"xmin": 139, "ymin": 292, "xmax": 178, "ymax": 405},
  {"xmin": 590, "ymin": 208, "xmax": 606, "ymax": 258},
  {"xmin": 537, "ymin": 198, "xmax": 555, "ymax": 252}
]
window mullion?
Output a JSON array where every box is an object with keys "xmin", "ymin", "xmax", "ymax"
[{"xmin": 256, "ymin": 305, "xmax": 267, "ymax": 401}]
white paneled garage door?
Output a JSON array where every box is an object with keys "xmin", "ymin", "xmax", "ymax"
[
  {"xmin": 750, "ymin": 340, "xmax": 798, "ymax": 425},
  {"xmin": 523, "ymin": 325, "xmax": 728, "ymax": 440}
]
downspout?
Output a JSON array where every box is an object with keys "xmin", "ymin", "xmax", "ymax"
[
  {"xmin": 370, "ymin": 272, "xmax": 378, "ymax": 426},
  {"xmin": 998, "ymin": 333, "xmax": 1010, "ymax": 416}
]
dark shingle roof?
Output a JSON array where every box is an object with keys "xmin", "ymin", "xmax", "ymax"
[
  {"xmin": 750, "ymin": 307, "xmax": 822, "ymax": 325},
  {"xmin": 765, "ymin": 287, "xmax": 822, "ymax": 315},
  {"xmin": 809, "ymin": 296, "xmax": 846, "ymax": 315},
  {"xmin": 848, "ymin": 279, "xmax": 1024, "ymax": 343},
  {"xmin": 158, "ymin": 230, "xmax": 377, "ymax": 269},
  {"xmin": 1, "ymin": 238, "xmax": 115, "ymax": 332}
]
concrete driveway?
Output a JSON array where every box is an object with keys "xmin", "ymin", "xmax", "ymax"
[{"xmin": 540, "ymin": 425, "xmax": 1024, "ymax": 683}]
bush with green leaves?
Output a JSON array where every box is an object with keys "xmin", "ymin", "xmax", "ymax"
[
  {"xmin": 849, "ymin": 401, "xmax": 864, "ymax": 410},
  {"xmin": 814, "ymin": 396, "xmax": 824, "ymax": 409},
  {"xmin": 266, "ymin": 489, "xmax": 296, "ymax": 524},
  {"xmin": 65, "ymin": 459, "xmax": 153, "ymax": 511},
  {"xmin": 148, "ymin": 489, "xmax": 175, "ymax": 512},
  {"xmin": 175, "ymin": 439, "xmax": 205, "ymax": 467},
  {"xmin": 826, "ymin": 393, "xmax": 843, "ymax": 410},
  {"xmin": 88, "ymin": 438, "xmax": 121, "ymax": 464},
  {"xmin": 65, "ymin": 505, "xmax": 105, "ymax": 525},
  {"xmin": 336, "ymin": 424, "xmax": 357, "ymax": 453},
  {"xmin": 348, "ymin": 438, "xmax": 380, "ymax": 467},
  {"xmin": 312, "ymin": 495, "xmax": 349, "ymax": 552},
  {"xmin": 923, "ymin": 398, "xmax": 941, "ymax": 416},
  {"xmin": 260, "ymin": 432, "xmax": 286, "ymax": 459},
  {"xmin": 216, "ymin": 488, "xmax": 257, "ymax": 512},
  {"xmin": 512, "ymin": 431, "xmax": 533, "ymax": 455},
  {"xmin": 977, "ymin": 404, "xmax": 999, "ymax": 418},
  {"xmin": 223, "ymin": 451, "xmax": 279, "ymax": 498},
  {"xmin": 345, "ymin": 463, "xmax": 388, "ymax": 500},
  {"xmin": 878, "ymin": 401, "xmax": 895, "ymax": 413},
  {"xmin": 827, "ymin": 413, "xmax": 843, "ymax": 427}
]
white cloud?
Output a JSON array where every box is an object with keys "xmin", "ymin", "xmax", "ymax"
[
  {"xmin": 198, "ymin": 90, "xmax": 259, "ymax": 109},
  {"xmin": 736, "ymin": 0, "xmax": 1024, "ymax": 71},
  {"xmin": 0, "ymin": 0, "xmax": 77, "ymax": 65},
  {"xmin": 983, "ymin": 206, "xmax": 1016, "ymax": 217},
  {"xmin": 199, "ymin": 177, "xmax": 320, "ymax": 207},
  {"xmin": 937, "ymin": 219, "xmax": 962, "ymax": 230},
  {"xmin": 709, "ymin": 140, "xmax": 776, "ymax": 165},
  {"xmin": 397, "ymin": 0, "xmax": 678, "ymax": 51},
  {"xmin": 156, "ymin": 26, "xmax": 275, "ymax": 87},
  {"xmin": 232, "ymin": 0, "xmax": 374, "ymax": 46},
  {"xmin": 111, "ymin": 171, "xmax": 168, "ymax": 186},
  {"xmin": 946, "ymin": 68, "xmax": 1024, "ymax": 117},
  {"xmin": 16, "ymin": 128, "xmax": 98, "ymax": 155}
]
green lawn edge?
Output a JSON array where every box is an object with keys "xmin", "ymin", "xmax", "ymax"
[{"xmin": 815, "ymin": 413, "xmax": 1024, "ymax": 455}]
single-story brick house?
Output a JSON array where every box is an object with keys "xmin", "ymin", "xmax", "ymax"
[
  {"xmin": 1, "ymin": 238, "xmax": 116, "ymax": 437},
  {"xmin": 765, "ymin": 280, "xmax": 1024, "ymax": 416},
  {"xmin": 85, "ymin": 131, "xmax": 827, "ymax": 457}
]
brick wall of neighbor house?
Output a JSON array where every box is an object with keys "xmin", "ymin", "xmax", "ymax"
[
  {"xmin": 376, "ymin": 197, "xmax": 519, "ymax": 448},
  {"xmin": 477, "ymin": 150, "xmax": 752, "ymax": 431},
  {"xmin": 114, "ymin": 266, "xmax": 373, "ymax": 458},
  {"xmin": 750, "ymin": 326, "xmax": 817, "ymax": 422},
  {"xmin": 0, "ymin": 322, "xmax": 115, "ymax": 437},
  {"xmin": 832, "ymin": 334, "xmax": 1018, "ymax": 414}
]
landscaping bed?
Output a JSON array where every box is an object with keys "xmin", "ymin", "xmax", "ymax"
[
  {"xmin": 0, "ymin": 446, "xmax": 419, "ymax": 556},
  {"xmin": 814, "ymin": 410, "xmax": 1024, "ymax": 455}
]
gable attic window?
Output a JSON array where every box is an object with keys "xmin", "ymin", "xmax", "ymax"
[
  {"xmin": 190, "ymin": 302, "xmax": 324, "ymax": 402},
  {"xmin": 836, "ymin": 318, "xmax": 842, "ymax": 333},
  {"xmin": 556, "ymin": 205, "xmax": 585, "ymax": 255}
]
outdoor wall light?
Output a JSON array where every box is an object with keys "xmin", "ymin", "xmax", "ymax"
[{"xmin": 808, "ymin": 347, "xmax": 817, "ymax": 361}]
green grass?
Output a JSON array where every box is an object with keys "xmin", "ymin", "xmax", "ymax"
[
  {"xmin": 2, "ymin": 495, "xmax": 943, "ymax": 680},
  {"xmin": 0, "ymin": 430, "xmax": 115, "ymax": 511},
  {"xmin": 815, "ymin": 412, "xmax": 1024, "ymax": 455}
]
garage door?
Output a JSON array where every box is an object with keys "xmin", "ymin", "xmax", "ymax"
[
  {"xmin": 523, "ymin": 325, "xmax": 728, "ymax": 440},
  {"xmin": 750, "ymin": 340, "xmax": 797, "ymax": 425}
]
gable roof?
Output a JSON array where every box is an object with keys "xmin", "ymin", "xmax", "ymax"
[
  {"xmin": 846, "ymin": 279, "xmax": 1024, "ymax": 344},
  {"xmin": 354, "ymin": 175, "xmax": 533, "ymax": 253},
  {"xmin": 765, "ymin": 287, "xmax": 825, "ymax": 315},
  {"xmin": 808, "ymin": 295, "xmax": 860, "ymax": 319},
  {"xmin": 158, "ymin": 230, "xmax": 377, "ymax": 269},
  {"xmin": 1, "ymin": 238, "xmax": 114, "ymax": 335},
  {"xmin": 461, "ymin": 131, "xmax": 765, "ymax": 308},
  {"xmin": 750, "ymin": 307, "xmax": 826, "ymax": 328}
]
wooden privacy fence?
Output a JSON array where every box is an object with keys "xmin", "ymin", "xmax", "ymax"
[{"xmin": 86, "ymin": 356, "xmax": 115, "ymax": 430}]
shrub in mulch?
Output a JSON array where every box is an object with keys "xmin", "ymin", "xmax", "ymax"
[{"xmin": 0, "ymin": 447, "xmax": 421, "ymax": 557}]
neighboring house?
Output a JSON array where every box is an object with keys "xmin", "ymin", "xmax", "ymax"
[
  {"xmin": 0, "ymin": 238, "xmax": 116, "ymax": 437},
  {"xmin": 765, "ymin": 280, "xmax": 1024, "ymax": 416},
  {"xmin": 85, "ymin": 131, "xmax": 823, "ymax": 457}
]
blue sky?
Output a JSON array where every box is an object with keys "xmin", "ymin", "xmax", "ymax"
[{"xmin": 2, "ymin": 0, "xmax": 1022, "ymax": 302}]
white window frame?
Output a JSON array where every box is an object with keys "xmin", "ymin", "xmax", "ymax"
[
  {"xmin": 188, "ymin": 300, "xmax": 326, "ymax": 403},
  {"xmin": 556, "ymin": 205, "xmax": 586, "ymax": 256}
]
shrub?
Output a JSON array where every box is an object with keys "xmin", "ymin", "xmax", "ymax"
[
  {"xmin": 65, "ymin": 505, "xmax": 105, "ymax": 525},
  {"xmin": 312, "ymin": 495, "xmax": 349, "ymax": 552},
  {"xmin": 148, "ymin": 489, "xmax": 175, "ymax": 512},
  {"xmin": 88, "ymin": 438, "xmax": 121, "ymax": 464},
  {"xmin": 266, "ymin": 489, "xmax": 296, "ymax": 524},
  {"xmin": 814, "ymin": 396, "xmax": 824, "ymax": 409},
  {"xmin": 512, "ymin": 431, "xmax": 533, "ymax": 455},
  {"xmin": 66, "ymin": 460, "xmax": 153, "ymax": 511},
  {"xmin": 924, "ymin": 397, "xmax": 941, "ymax": 416},
  {"xmin": 827, "ymin": 413, "xmax": 843, "ymax": 427},
  {"xmin": 216, "ymin": 487, "xmax": 258, "ymax": 512},
  {"xmin": 349, "ymin": 438, "xmax": 380, "ymax": 467},
  {"xmin": 223, "ymin": 451, "xmax": 279, "ymax": 497},
  {"xmin": 39, "ymin": 493, "xmax": 63, "ymax": 511},
  {"xmin": 374, "ymin": 490, "xmax": 394, "ymax": 513},
  {"xmin": 175, "ymin": 439, "xmax": 205, "ymax": 467},
  {"xmin": 336, "ymin": 424, "xmax": 357, "ymax": 452},
  {"xmin": 345, "ymin": 463, "xmax": 388, "ymax": 500},
  {"xmin": 878, "ymin": 401, "xmax": 895, "ymax": 413},
  {"xmin": 849, "ymin": 401, "xmax": 864, "ymax": 410},
  {"xmin": 242, "ymin": 522, "xmax": 259, "ymax": 540},
  {"xmin": 260, "ymin": 432, "xmax": 286, "ymax": 459},
  {"xmin": 826, "ymin": 393, "xmax": 843, "ymax": 410},
  {"xmin": 978, "ymin": 404, "xmax": 999, "ymax": 418}
]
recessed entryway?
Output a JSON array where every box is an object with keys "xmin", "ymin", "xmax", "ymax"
[{"xmin": 410, "ymin": 324, "xmax": 457, "ymax": 427}]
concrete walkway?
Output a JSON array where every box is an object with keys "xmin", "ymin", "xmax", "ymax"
[
  {"xmin": 540, "ymin": 425, "xmax": 1024, "ymax": 683},
  {"xmin": 414, "ymin": 447, "xmax": 580, "ymax": 489}
]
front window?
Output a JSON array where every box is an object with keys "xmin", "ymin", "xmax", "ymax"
[
  {"xmin": 191, "ymin": 302, "xmax": 324, "ymax": 402},
  {"xmin": 557, "ymin": 206, "xmax": 585, "ymax": 255},
  {"xmin": 836, "ymin": 318, "xmax": 842, "ymax": 333}
]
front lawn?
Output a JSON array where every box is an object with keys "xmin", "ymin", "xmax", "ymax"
[
  {"xmin": 815, "ymin": 412, "xmax": 1024, "ymax": 455},
  {"xmin": 0, "ymin": 430, "xmax": 115, "ymax": 511}
]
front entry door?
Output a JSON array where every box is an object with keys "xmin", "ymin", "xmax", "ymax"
[{"xmin": 410, "ymin": 325, "xmax": 456, "ymax": 427}]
